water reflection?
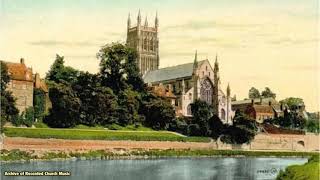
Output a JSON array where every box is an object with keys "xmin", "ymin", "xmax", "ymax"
[{"xmin": 1, "ymin": 157, "xmax": 307, "ymax": 180}]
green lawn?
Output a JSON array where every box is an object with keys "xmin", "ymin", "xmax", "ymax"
[
  {"xmin": 4, "ymin": 127, "xmax": 210, "ymax": 142},
  {"xmin": 277, "ymin": 156, "xmax": 320, "ymax": 180}
]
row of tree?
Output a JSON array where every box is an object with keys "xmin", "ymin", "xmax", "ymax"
[{"xmin": 43, "ymin": 43, "xmax": 175, "ymax": 130}]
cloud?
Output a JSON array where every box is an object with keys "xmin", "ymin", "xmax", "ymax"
[
  {"xmin": 162, "ymin": 20, "xmax": 264, "ymax": 32},
  {"xmin": 29, "ymin": 40, "xmax": 102, "ymax": 47},
  {"xmin": 268, "ymin": 37, "xmax": 319, "ymax": 45}
]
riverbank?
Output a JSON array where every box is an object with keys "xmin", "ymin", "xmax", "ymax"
[
  {"xmin": 1, "ymin": 148, "xmax": 319, "ymax": 163},
  {"xmin": 276, "ymin": 156, "xmax": 320, "ymax": 180}
]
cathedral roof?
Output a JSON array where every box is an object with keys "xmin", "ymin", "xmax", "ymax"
[{"xmin": 144, "ymin": 60, "xmax": 205, "ymax": 83}]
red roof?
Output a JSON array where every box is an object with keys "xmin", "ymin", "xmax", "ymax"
[{"xmin": 5, "ymin": 62, "xmax": 33, "ymax": 82}]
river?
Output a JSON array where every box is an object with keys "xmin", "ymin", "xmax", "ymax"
[{"xmin": 1, "ymin": 157, "xmax": 307, "ymax": 180}]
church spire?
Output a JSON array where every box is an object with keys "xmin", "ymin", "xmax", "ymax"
[
  {"xmin": 144, "ymin": 16, "xmax": 148, "ymax": 27},
  {"xmin": 193, "ymin": 50, "xmax": 198, "ymax": 69},
  {"xmin": 227, "ymin": 83, "xmax": 231, "ymax": 97},
  {"xmin": 214, "ymin": 53, "xmax": 219, "ymax": 72},
  {"xmin": 127, "ymin": 13, "xmax": 131, "ymax": 29},
  {"xmin": 155, "ymin": 11, "xmax": 159, "ymax": 29},
  {"xmin": 137, "ymin": 9, "xmax": 141, "ymax": 25}
]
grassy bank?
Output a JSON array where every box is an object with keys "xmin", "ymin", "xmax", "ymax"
[
  {"xmin": 1, "ymin": 149, "xmax": 318, "ymax": 162},
  {"xmin": 276, "ymin": 156, "xmax": 320, "ymax": 180},
  {"xmin": 3, "ymin": 127, "xmax": 209, "ymax": 142}
]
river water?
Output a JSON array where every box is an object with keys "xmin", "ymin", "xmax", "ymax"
[{"xmin": 1, "ymin": 157, "xmax": 307, "ymax": 180}]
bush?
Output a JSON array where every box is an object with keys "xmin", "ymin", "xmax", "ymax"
[
  {"xmin": 11, "ymin": 107, "xmax": 34, "ymax": 127},
  {"xmin": 188, "ymin": 124, "xmax": 202, "ymax": 136}
]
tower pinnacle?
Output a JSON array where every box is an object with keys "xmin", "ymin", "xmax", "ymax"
[
  {"xmin": 137, "ymin": 9, "xmax": 141, "ymax": 25},
  {"xmin": 144, "ymin": 16, "xmax": 148, "ymax": 26}
]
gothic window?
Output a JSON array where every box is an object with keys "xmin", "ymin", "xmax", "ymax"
[
  {"xmin": 200, "ymin": 78, "xmax": 213, "ymax": 105},
  {"xmin": 150, "ymin": 39, "xmax": 154, "ymax": 51},
  {"xmin": 206, "ymin": 66, "xmax": 208, "ymax": 71},
  {"xmin": 144, "ymin": 38, "xmax": 147, "ymax": 50},
  {"xmin": 189, "ymin": 93, "xmax": 192, "ymax": 100},
  {"xmin": 187, "ymin": 104, "xmax": 192, "ymax": 115},
  {"xmin": 221, "ymin": 108, "xmax": 226, "ymax": 120},
  {"xmin": 209, "ymin": 72, "xmax": 211, "ymax": 77}
]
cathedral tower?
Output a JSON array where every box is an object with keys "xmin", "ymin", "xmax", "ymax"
[{"xmin": 126, "ymin": 11, "xmax": 159, "ymax": 75}]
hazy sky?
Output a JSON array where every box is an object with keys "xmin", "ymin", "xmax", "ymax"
[{"xmin": 0, "ymin": 0, "xmax": 319, "ymax": 111}]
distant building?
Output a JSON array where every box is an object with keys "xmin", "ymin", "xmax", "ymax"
[{"xmin": 2, "ymin": 59, "xmax": 49, "ymax": 113}]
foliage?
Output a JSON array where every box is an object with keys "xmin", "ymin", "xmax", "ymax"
[
  {"xmin": 0, "ymin": 61, "xmax": 19, "ymax": 131},
  {"xmin": 190, "ymin": 100, "xmax": 213, "ymax": 136},
  {"xmin": 97, "ymin": 43, "xmax": 128, "ymax": 93},
  {"xmin": 167, "ymin": 117, "xmax": 189, "ymax": 135},
  {"xmin": 306, "ymin": 119, "xmax": 319, "ymax": 133},
  {"xmin": 4, "ymin": 127, "xmax": 210, "ymax": 142},
  {"xmin": 33, "ymin": 88, "xmax": 46, "ymax": 120},
  {"xmin": 10, "ymin": 107, "xmax": 34, "ymax": 127},
  {"xmin": 280, "ymin": 97, "xmax": 304, "ymax": 111},
  {"xmin": 261, "ymin": 87, "xmax": 276, "ymax": 98},
  {"xmin": 71, "ymin": 72, "xmax": 118, "ymax": 126},
  {"xmin": 46, "ymin": 54, "xmax": 79, "ymax": 84},
  {"xmin": 248, "ymin": 87, "xmax": 260, "ymax": 99},
  {"xmin": 34, "ymin": 122, "xmax": 49, "ymax": 128},
  {"xmin": 44, "ymin": 83, "xmax": 81, "ymax": 128},
  {"xmin": 141, "ymin": 93, "xmax": 175, "ymax": 130},
  {"xmin": 221, "ymin": 113, "xmax": 258, "ymax": 144},
  {"xmin": 117, "ymin": 89, "xmax": 143, "ymax": 126},
  {"xmin": 208, "ymin": 115, "xmax": 225, "ymax": 140},
  {"xmin": 276, "ymin": 156, "xmax": 319, "ymax": 180}
]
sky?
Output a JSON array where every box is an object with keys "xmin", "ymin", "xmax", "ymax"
[{"xmin": 0, "ymin": 0, "xmax": 319, "ymax": 112}]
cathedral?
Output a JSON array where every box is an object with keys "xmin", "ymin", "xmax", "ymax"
[{"xmin": 126, "ymin": 11, "xmax": 233, "ymax": 124}]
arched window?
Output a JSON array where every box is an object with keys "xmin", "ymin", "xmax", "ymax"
[
  {"xmin": 221, "ymin": 108, "xmax": 226, "ymax": 120},
  {"xmin": 200, "ymin": 78, "xmax": 213, "ymax": 105},
  {"xmin": 189, "ymin": 93, "xmax": 192, "ymax": 100},
  {"xmin": 144, "ymin": 38, "xmax": 147, "ymax": 50},
  {"xmin": 187, "ymin": 104, "xmax": 192, "ymax": 115},
  {"xmin": 150, "ymin": 39, "xmax": 154, "ymax": 51}
]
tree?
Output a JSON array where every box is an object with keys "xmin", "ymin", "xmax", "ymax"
[
  {"xmin": 97, "ymin": 43, "xmax": 128, "ymax": 93},
  {"xmin": 280, "ymin": 97, "xmax": 304, "ymax": 111},
  {"xmin": 33, "ymin": 88, "xmax": 46, "ymax": 120},
  {"xmin": 118, "ymin": 89, "xmax": 143, "ymax": 126},
  {"xmin": 208, "ymin": 115, "xmax": 225, "ymax": 140},
  {"xmin": 72, "ymin": 72, "xmax": 119, "ymax": 126},
  {"xmin": 141, "ymin": 93, "xmax": 175, "ymax": 130},
  {"xmin": 306, "ymin": 119, "xmax": 319, "ymax": 133},
  {"xmin": 44, "ymin": 83, "xmax": 81, "ymax": 128},
  {"xmin": 124, "ymin": 47, "xmax": 145, "ymax": 92},
  {"xmin": 221, "ymin": 113, "xmax": 257, "ymax": 144},
  {"xmin": 248, "ymin": 87, "xmax": 260, "ymax": 99},
  {"xmin": 190, "ymin": 100, "xmax": 213, "ymax": 136},
  {"xmin": 0, "ymin": 61, "xmax": 19, "ymax": 131},
  {"xmin": 261, "ymin": 87, "xmax": 276, "ymax": 98},
  {"xmin": 46, "ymin": 54, "xmax": 78, "ymax": 84}
]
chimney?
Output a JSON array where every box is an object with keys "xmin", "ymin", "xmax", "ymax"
[
  {"xmin": 251, "ymin": 99, "xmax": 254, "ymax": 105},
  {"xmin": 20, "ymin": 58, "xmax": 25, "ymax": 64}
]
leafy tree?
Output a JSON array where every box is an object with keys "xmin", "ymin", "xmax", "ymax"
[
  {"xmin": 33, "ymin": 88, "xmax": 46, "ymax": 120},
  {"xmin": 44, "ymin": 83, "xmax": 81, "ymax": 128},
  {"xmin": 249, "ymin": 87, "xmax": 260, "ymax": 99},
  {"xmin": 208, "ymin": 115, "xmax": 225, "ymax": 140},
  {"xmin": 124, "ymin": 47, "xmax": 145, "ymax": 92},
  {"xmin": 0, "ymin": 61, "xmax": 19, "ymax": 131},
  {"xmin": 71, "ymin": 71, "xmax": 119, "ymax": 126},
  {"xmin": 280, "ymin": 97, "xmax": 304, "ymax": 111},
  {"xmin": 97, "ymin": 43, "xmax": 128, "ymax": 93},
  {"xmin": 190, "ymin": 100, "xmax": 213, "ymax": 136},
  {"xmin": 261, "ymin": 87, "xmax": 276, "ymax": 98},
  {"xmin": 221, "ymin": 113, "xmax": 257, "ymax": 144},
  {"xmin": 118, "ymin": 89, "xmax": 143, "ymax": 125},
  {"xmin": 46, "ymin": 54, "xmax": 78, "ymax": 84},
  {"xmin": 141, "ymin": 93, "xmax": 175, "ymax": 130},
  {"xmin": 306, "ymin": 119, "xmax": 319, "ymax": 133}
]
